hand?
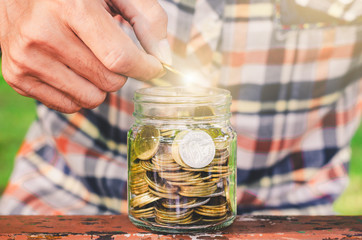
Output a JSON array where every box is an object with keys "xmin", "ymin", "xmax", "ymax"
[{"xmin": 0, "ymin": 0, "xmax": 171, "ymax": 113}]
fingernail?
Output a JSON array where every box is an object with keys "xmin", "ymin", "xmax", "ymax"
[
  {"xmin": 155, "ymin": 39, "xmax": 172, "ymax": 65},
  {"xmin": 155, "ymin": 67, "xmax": 167, "ymax": 79}
]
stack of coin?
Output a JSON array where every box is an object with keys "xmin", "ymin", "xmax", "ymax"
[
  {"xmin": 195, "ymin": 196, "xmax": 228, "ymax": 219},
  {"xmin": 155, "ymin": 206, "xmax": 200, "ymax": 225},
  {"xmin": 129, "ymin": 160, "xmax": 148, "ymax": 195},
  {"xmin": 129, "ymin": 123, "xmax": 234, "ymax": 226},
  {"xmin": 130, "ymin": 205, "xmax": 154, "ymax": 219}
]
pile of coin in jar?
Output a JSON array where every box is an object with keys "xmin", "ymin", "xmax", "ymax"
[{"xmin": 128, "ymin": 122, "xmax": 235, "ymax": 227}]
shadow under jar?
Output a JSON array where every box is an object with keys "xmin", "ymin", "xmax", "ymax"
[{"xmin": 127, "ymin": 87, "xmax": 237, "ymax": 233}]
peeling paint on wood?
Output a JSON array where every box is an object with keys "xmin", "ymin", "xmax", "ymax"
[{"xmin": 0, "ymin": 215, "xmax": 361, "ymax": 239}]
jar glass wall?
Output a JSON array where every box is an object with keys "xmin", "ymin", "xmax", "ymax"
[{"xmin": 127, "ymin": 87, "xmax": 236, "ymax": 233}]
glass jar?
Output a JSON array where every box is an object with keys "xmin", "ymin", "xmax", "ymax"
[{"xmin": 127, "ymin": 87, "xmax": 236, "ymax": 233}]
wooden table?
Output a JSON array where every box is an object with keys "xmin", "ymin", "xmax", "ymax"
[{"xmin": 0, "ymin": 215, "xmax": 361, "ymax": 239}]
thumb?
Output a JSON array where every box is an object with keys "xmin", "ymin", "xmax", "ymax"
[{"xmin": 110, "ymin": 0, "xmax": 172, "ymax": 65}]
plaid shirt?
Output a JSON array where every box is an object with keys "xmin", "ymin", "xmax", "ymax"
[{"xmin": 1, "ymin": 0, "xmax": 361, "ymax": 215}]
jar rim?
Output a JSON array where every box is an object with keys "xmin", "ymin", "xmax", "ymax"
[{"xmin": 134, "ymin": 87, "xmax": 231, "ymax": 105}]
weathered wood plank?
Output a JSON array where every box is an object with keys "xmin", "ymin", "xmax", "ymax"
[{"xmin": 0, "ymin": 215, "xmax": 361, "ymax": 239}]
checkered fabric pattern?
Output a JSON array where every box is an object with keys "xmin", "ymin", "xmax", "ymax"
[{"xmin": 1, "ymin": 0, "xmax": 361, "ymax": 215}]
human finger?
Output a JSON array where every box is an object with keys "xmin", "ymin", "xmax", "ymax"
[
  {"xmin": 109, "ymin": 0, "xmax": 172, "ymax": 65},
  {"xmin": 65, "ymin": 0, "xmax": 163, "ymax": 81}
]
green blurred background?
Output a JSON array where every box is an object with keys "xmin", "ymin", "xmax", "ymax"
[{"xmin": 0, "ymin": 58, "xmax": 361, "ymax": 214}]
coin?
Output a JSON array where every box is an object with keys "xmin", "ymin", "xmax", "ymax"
[
  {"xmin": 130, "ymin": 206, "xmax": 155, "ymax": 218},
  {"xmin": 224, "ymin": 178, "xmax": 232, "ymax": 213},
  {"xmin": 195, "ymin": 198, "xmax": 228, "ymax": 217},
  {"xmin": 131, "ymin": 192, "xmax": 161, "ymax": 208},
  {"xmin": 161, "ymin": 197, "xmax": 210, "ymax": 209},
  {"xmin": 179, "ymin": 183, "xmax": 217, "ymax": 197},
  {"xmin": 155, "ymin": 214, "xmax": 197, "ymax": 225},
  {"xmin": 130, "ymin": 161, "xmax": 146, "ymax": 174},
  {"xmin": 166, "ymin": 175, "xmax": 211, "ymax": 186},
  {"xmin": 130, "ymin": 175, "xmax": 148, "ymax": 195},
  {"xmin": 134, "ymin": 125, "xmax": 160, "ymax": 160},
  {"xmin": 149, "ymin": 186, "xmax": 180, "ymax": 199},
  {"xmin": 161, "ymin": 197, "xmax": 197, "ymax": 208},
  {"xmin": 211, "ymin": 171, "xmax": 231, "ymax": 178},
  {"xmin": 214, "ymin": 148, "xmax": 229, "ymax": 158},
  {"xmin": 202, "ymin": 214, "xmax": 228, "ymax": 222},
  {"xmin": 155, "ymin": 206, "xmax": 194, "ymax": 224},
  {"xmin": 194, "ymin": 106, "xmax": 215, "ymax": 117},
  {"xmin": 171, "ymin": 130, "xmax": 189, "ymax": 167},
  {"xmin": 177, "ymin": 130, "xmax": 216, "ymax": 168},
  {"xmin": 144, "ymin": 172, "xmax": 178, "ymax": 194},
  {"xmin": 204, "ymin": 188, "xmax": 224, "ymax": 198},
  {"xmin": 139, "ymin": 160, "xmax": 155, "ymax": 171},
  {"xmin": 152, "ymin": 154, "xmax": 181, "ymax": 171},
  {"xmin": 158, "ymin": 171, "xmax": 199, "ymax": 182},
  {"xmin": 162, "ymin": 63, "xmax": 184, "ymax": 76},
  {"xmin": 160, "ymin": 129, "xmax": 178, "ymax": 138},
  {"xmin": 153, "ymin": 161, "xmax": 181, "ymax": 171},
  {"xmin": 176, "ymin": 216, "xmax": 202, "ymax": 225},
  {"xmin": 153, "ymin": 152, "xmax": 174, "ymax": 162},
  {"xmin": 182, "ymin": 166, "xmax": 229, "ymax": 173}
]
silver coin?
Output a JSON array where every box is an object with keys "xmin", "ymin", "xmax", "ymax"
[
  {"xmin": 183, "ymin": 197, "xmax": 211, "ymax": 208},
  {"xmin": 179, "ymin": 130, "xmax": 215, "ymax": 168},
  {"xmin": 204, "ymin": 188, "xmax": 224, "ymax": 198}
]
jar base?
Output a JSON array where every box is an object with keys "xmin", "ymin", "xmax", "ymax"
[{"xmin": 128, "ymin": 214, "xmax": 235, "ymax": 234}]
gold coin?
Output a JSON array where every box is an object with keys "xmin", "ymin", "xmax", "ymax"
[
  {"xmin": 144, "ymin": 173, "xmax": 177, "ymax": 194},
  {"xmin": 198, "ymin": 196, "xmax": 227, "ymax": 209},
  {"xmin": 130, "ymin": 206, "xmax": 155, "ymax": 218},
  {"xmin": 211, "ymin": 155, "xmax": 229, "ymax": 166},
  {"xmin": 214, "ymin": 148, "xmax": 229, "ymax": 158},
  {"xmin": 131, "ymin": 206, "xmax": 154, "ymax": 214},
  {"xmin": 130, "ymin": 192, "xmax": 160, "ymax": 208},
  {"xmin": 129, "ymin": 144, "xmax": 138, "ymax": 162},
  {"xmin": 134, "ymin": 125, "xmax": 160, "ymax": 160},
  {"xmin": 132, "ymin": 211, "xmax": 154, "ymax": 219},
  {"xmin": 224, "ymin": 178, "xmax": 232, "ymax": 212},
  {"xmin": 211, "ymin": 171, "xmax": 231, "ymax": 178},
  {"xmin": 171, "ymin": 130, "xmax": 189, "ymax": 167},
  {"xmin": 152, "ymin": 159, "xmax": 181, "ymax": 171},
  {"xmin": 130, "ymin": 161, "xmax": 146, "ymax": 175},
  {"xmin": 208, "ymin": 166, "xmax": 230, "ymax": 173},
  {"xmin": 160, "ymin": 129, "xmax": 178, "ymax": 138},
  {"xmin": 139, "ymin": 160, "xmax": 157, "ymax": 171},
  {"xmin": 153, "ymin": 152, "xmax": 174, "ymax": 161},
  {"xmin": 131, "ymin": 186, "xmax": 148, "ymax": 195},
  {"xmin": 158, "ymin": 171, "xmax": 198, "ymax": 181},
  {"xmin": 204, "ymin": 127, "xmax": 231, "ymax": 150},
  {"xmin": 155, "ymin": 206, "xmax": 192, "ymax": 217},
  {"xmin": 161, "ymin": 197, "xmax": 197, "ymax": 208},
  {"xmin": 194, "ymin": 106, "xmax": 215, "ymax": 117},
  {"xmin": 179, "ymin": 184, "xmax": 217, "ymax": 197},
  {"xmin": 149, "ymin": 186, "xmax": 180, "ymax": 199},
  {"xmin": 130, "ymin": 182, "xmax": 148, "ymax": 195},
  {"xmin": 162, "ymin": 197, "xmax": 211, "ymax": 209},
  {"xmin": 182, "ymin": 166, "xmax": 229, "ymax": 173},
  {"xmin": 156, "ymin": 206, "xmax": 190, "ymax": 215},
  {"xmin": 177, "ymin": 216, "xmax": 202, "ymax": 225},
  {"xmin": 202, "ymin": 214, "xmax": 228, "ymax": 222},
  {"xmin": 155, "ymin": 206, "xmax": 193, "ymax": 222},
  {"xmin": 195, "ymin": 209, "xmax": 227, "ymax": 217},
  {"xmin": 166, "ymin": 175, "xmax": 211, "ymax": 186},
  {"xmin": 155, "ymin": 215, "xmax": 192, "ymax": 225},
  {"xmin": 204, "ymin": 188, "xmax": 224, "ymax": 198},
  {"xmin": 155, "ymin": 214, "xmax": 195, "ymax": 225},
  {"xmin": 162, "ymin": 63, "xmax": 184, "ymax": 76}
]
